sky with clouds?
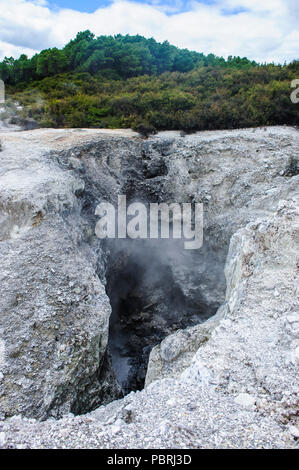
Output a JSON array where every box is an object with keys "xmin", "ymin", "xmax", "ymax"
[{"xmin": 0, "ymin": 0, "xmax": 298, "ymax": 63}]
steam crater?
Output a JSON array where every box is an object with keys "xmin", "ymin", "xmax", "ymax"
[
  {"xmin": 105, "ymin": 238, "xmax": 223, "ymax": 394},
  {"xmin": 69, "ymin": 137, "xmax": 228, "ymax": 403}
]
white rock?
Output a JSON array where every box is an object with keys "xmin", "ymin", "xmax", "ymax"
[
  {"xmin": 111, "ymin": 419, "xmax": 124, "ymax": 434},
  {"xmin": 290, "ymin": 346, "xmax": 299, "ymax": 365},
  {"xmin": 0, "ymin": 432, "xmax": 6, "ymax": 446},
  {"xmin": 286, "ymin": 313, "xmax": 299, "ymax": 324},
  {"xmin": 289, "ymin": 425, "xmax": 299, "ymax": 438},
  {"xmin": 235, "ymin": 393, "xmax": 256, "ymax": 408}
]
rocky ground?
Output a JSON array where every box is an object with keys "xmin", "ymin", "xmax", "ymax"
[{"xmin": 0, "ymin": 126, "xmax": 298, "ymax": 448}]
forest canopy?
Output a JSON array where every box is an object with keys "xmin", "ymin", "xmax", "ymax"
[{"xmin": 1, "ymin": 31, "xmax": 298, "ymax": 133}]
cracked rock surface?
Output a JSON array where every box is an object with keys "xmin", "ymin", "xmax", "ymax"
[{"xmin": 0, "ymin": 126, "xmax": 298, "ymax": 448}]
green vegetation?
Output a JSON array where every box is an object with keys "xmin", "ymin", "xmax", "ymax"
[{"xmin": 1, "ymin": 32, "xmax": 298, "ymax": 133}]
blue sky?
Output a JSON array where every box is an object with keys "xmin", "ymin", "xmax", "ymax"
[
  {"xmin": 49, "ymin": 0, "xmax": 248, "ymax": 17},
  {"xmin": 50, "ymin": 0, "xmax": 112, "ymax": 12},
  {"xmin": 0, "ymin": 0, "xmax": 298, "ymax": 63},
  {"xmin": 49, "ymin": 1, "xmax": 212, "ymax": 14}
]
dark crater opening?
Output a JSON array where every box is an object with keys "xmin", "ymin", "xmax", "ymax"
[
  {"xmin": 105, "ymin": 238, "xmax": 223, "ymax": 395},
  {"xmin": 67, "ymin": 140, "xmax": 227, "ymax": 408}
]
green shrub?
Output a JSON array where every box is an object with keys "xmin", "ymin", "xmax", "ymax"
[
  {"xmin": 132, "ymin": 121, "xmax": 157, "ymax": 137},
  {"xmin": 1, "ymin": 33, "xmax": 298, "ymax": 132}
]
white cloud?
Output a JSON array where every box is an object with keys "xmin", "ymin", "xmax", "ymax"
[
  {"xmin": 0, "ymin": 0, "xmax": 298, "ymax": 63},
  {"xmin": 0, "ymin": 40, "xmax": 37, "ymax": 59}
]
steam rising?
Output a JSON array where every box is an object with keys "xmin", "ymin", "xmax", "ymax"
[{"xmin": 105, "ymin": 235, "xmax": 225, "ymax": 393}]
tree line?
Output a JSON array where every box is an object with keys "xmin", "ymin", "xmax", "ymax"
[{"xmin": 0, "ymin": 31, "xmax": 258, "ymax": 84}]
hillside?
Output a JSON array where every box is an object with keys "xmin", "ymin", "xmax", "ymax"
[{"xmin": 1, "ymin": 32, "xmax": 298, "ymax": 133}]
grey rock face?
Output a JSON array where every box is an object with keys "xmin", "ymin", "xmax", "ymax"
[
  {"xmin": 0, "ymin": 126, "xmax": 298, "ymax": 448},
  {"xmin": 0, "ymin": 217, "xmax": 114, "ymax": 419},
  {"xmin": 145, "ymin": 310, "xmax": 223, "ymax": 386},
  {"xmin": 0, "ymin": 130, "xmax": 123, "ymax": 419}
]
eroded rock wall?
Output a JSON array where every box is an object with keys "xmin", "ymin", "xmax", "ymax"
[
  {"xmin": 0, "ymin": 127, "xmax": 298, "ymax": 448},
  {"xmin": 1, "ymin": 197, "xmax": 298, "ymax": 448}
]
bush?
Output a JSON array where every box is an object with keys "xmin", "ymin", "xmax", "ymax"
[
  {"xmin": 285, "ymin": 156, "xmax": 299, "ymax": 177},
  {"xmin": 2, "ymin": 36, "xmax": 298, "ymax": 133},
  {"xmin": 132, "ymin": 121, "xmax": 157, "ymax": 137}
]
